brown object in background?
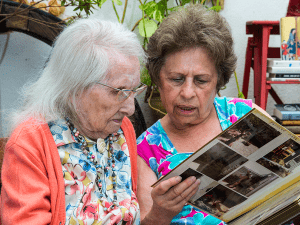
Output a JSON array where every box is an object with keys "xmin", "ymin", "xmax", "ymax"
[
  {"xmin": 287, "ymin": 0, "xmax": 300, "ymax": 16},
  {"xmin": 0, "ymin": 137, "xmax": 8, "ymax": 186}
]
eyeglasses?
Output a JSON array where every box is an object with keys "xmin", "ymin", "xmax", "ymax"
[{"xmin": 96, "ymin": 81, "xmax": 147, "ymax": 102}]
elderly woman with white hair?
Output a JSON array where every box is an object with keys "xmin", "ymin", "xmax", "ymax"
[{"xmin": 1, "ymin": 19, "xmax": 150, "ymax": 225}]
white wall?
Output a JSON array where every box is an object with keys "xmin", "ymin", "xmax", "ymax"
[{"xmin": 1, "ymin": 0, "xmax": 300, "ymax": 137}]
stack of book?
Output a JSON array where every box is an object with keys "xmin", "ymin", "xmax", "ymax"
[
  {"xmin": 273, "ymin": 104, "xmax": 300, "ymax": 137},
  {"xmin": 267, "ymin": 60, "xmax": 300, "ymax": 81}
]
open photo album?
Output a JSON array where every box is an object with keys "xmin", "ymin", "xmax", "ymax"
[{"xmin": 152, "ymin": 108, "xmax": 300, "ymax": 224}]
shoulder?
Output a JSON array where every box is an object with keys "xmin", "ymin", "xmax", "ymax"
[
  {"xmin": 136, "ymin": 120, "xmax": 162, "ymax": 146},
  {"xmin": 215, "ymin": 97, "xmax": 253, "ymax": 129},
  {"xmin": 7, "ymin": 118, "xmax": 51, "ymax": 149},
  {"xmin": 214, "ymin": 97, "xmax": 252, "ymax": 109}
]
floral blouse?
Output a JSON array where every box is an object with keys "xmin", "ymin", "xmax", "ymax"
[
  {"xmin": 49, "ymin": 119, "xmax": 140, "ymax": 225},
  {"xmin": 137, "ymin": 97, "xmax": 252, "ymax": 225}
]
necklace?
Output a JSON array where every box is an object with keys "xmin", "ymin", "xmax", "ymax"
[{"xmin": 65, "ymin": 118, "xmax": 119, "ymax": 210}]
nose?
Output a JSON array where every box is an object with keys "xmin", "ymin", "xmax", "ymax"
[
  {"xmin": 180, "ymin": 79, "xmax": 196, "ymax": 99},
  {"xmin": 119, "ymin": 94, "xmax": 135, "ymax": 116}
]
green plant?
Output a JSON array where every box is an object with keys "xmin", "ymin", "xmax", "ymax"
[{"xmin": 0, "ymin": 0, "xmax": 230, "ymax": 115}]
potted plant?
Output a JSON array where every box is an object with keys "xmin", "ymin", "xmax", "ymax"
[{"xmin": 0, "ymin": 0, "xmax": 226, "ymax": 118}]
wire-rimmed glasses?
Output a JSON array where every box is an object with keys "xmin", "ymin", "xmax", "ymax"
[{"xmin": 96, "ymin": 81, "xmax": 147, "ymax": 102}]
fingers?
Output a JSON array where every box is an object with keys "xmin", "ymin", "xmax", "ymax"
[
  {"xmin": 150, "ymin": 176, "xmax": 201, "ymax": 218},
  {"xmin": 153, "ymin": 176, "xmax": 182, "ymax": 196},
  {"xmin": 152, "ymin": 176, "xmax": 200, "ymax": 205},
  {"xmin": 171, "ymin": 176, "xmax": 199, "ymax": 199},
  {"xmin": 172, "ymin": 178, "xmax": 200, "ymax": 205}
]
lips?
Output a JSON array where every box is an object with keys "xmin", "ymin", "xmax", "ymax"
[
  {"xmin": 113, "ymin": 118, "xmax": 123, "ymax": 123},
  {"xmin": 177, "ymin": 105, "xmax": 196, "ymax": 111}
]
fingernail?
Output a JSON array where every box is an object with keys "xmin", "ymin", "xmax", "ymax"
[
  {"xmin": 189, "ymin": 176, "xmax": 196, "ymax": 182},
  {"xmin": 176, "ymin": 176, "xmax": 182, "ymax": 182}
]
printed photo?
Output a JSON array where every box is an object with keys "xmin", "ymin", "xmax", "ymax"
[
  {"xmin": 256, "ymin": 157, "xmax": 291, "ymax": 178},
  {"xmin": 191, "ymin": 184, "xmax": 247, "ymax": 218},
  {"xmin": 180, "ymin": 168, "xmax": 203, "ymax": 181},
  {"xmin": 294, "ymin": 155, "xmax": 300, "ymax": 163},
  {"xmin": 189, "ymin": 174, "xmax": 219, "ymax": 203},
  {"xmin": 192, "ymin": 142, "xmax": 248, "ymax": 181},
  {"xmin": 262, "ymin": 139, "xmax": 300, "ymax": 170},
  {"xmin": 220, "ymin": 164, "xmax": 278, "ymax": 197},
  {"xmin": 218, "ymin": 113, "xmax": 280, "ymax": 157}
]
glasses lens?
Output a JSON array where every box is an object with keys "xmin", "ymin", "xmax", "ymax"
[{"xmin": 117, "ymin": 90, "xmax": 132, "ymax": 101}]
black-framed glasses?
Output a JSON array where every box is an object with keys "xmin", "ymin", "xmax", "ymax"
[{"xmin": 96, "ymin": 81, "xmax": 147, "ymax": 102}]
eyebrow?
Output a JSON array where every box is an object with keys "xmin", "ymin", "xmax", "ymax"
[{"xmin": 117, "ymin": 86, "xmax": 127, "ymax": 90}]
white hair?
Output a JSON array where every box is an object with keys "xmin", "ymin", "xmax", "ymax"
[{"xmin": 8, "ymin": 18, "xmax": 145, "ymax": 133}]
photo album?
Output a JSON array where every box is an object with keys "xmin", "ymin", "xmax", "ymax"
[{"xmin": 152, "ymin": 108, "xmax": 300, "ymax": 224}]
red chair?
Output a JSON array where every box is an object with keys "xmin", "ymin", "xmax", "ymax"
[{"xmin": 242, "ymin": 21, "xmax": 300, "ymax": 110}]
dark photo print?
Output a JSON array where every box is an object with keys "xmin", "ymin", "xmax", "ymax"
[
  {"xmin": 193, "ymin": 142, "xmax": 248, "ymax": 181},
  {"xmin": 221, "ymin": 166, "xmax": 278, "ymax": 197},
  {"xmin": 180, "ymin": 168, "xmax": 203, "ymax": 181},
  {"xmin": 218, "ymin": 113, "xmax": 280, "ymax": 157},
  {"xmin": 256, "ymin": 157, "xmax": 291, "ymax": 178},
  {"xmin": 191, "ymin": 184, "xmax": 247, "ymax": 218},
  {"xmin": 262, "ymin": 139, "xmax": 300, "ymax": 171}
]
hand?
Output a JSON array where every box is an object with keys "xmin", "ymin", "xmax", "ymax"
[{"xmin": 146, "ymin": 176, "xmax": 200, "ymax": 224}]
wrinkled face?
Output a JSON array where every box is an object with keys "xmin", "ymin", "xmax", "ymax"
[
  {"xmin": 76, "ymin": 54, "xmax": 140, "ymax": 140},
  {"xmin": 159, "ymin": 47, "xmax": 218, "ymax": 128}
]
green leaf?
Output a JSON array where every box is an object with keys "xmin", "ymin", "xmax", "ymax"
[
  {"xmin": 138, "ymin": 19, "xmax": 158, "ymax": 37},
  {"xmin": 182, "ymin": 0, "xmax": 191, "ymax": 5},
  {"xmin": 153, "ymin": 10, "xmax": 163, "ymax": 22},
  {"xmin": 157, "ymin": 0, "xmax": 167, "ymax": 12},
  {"xmin": 139, "ymin": 5, "xmax": 145, "ymax": 10},
  {"xmin": 157, "ymin": 0, "xmax": 167, "ymax": 18},
  {"xmin": 144, "ymin": 1, "xmax": 157, "ymax": 18},
  {"xmin": 112, "ymin": 0, "xmax": 122, "ymax": 6},
  {"xmin": 98, "ymin": 0, "xmax": 107, "ymax": 8},
  {"xmin": 209, "ymin": 5, "xmax": 222, "ymax": 12}
]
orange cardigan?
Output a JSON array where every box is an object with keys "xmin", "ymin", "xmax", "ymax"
[{"xmin": 1, "ymin": 117, "xmax": 137, "ymax": 225}]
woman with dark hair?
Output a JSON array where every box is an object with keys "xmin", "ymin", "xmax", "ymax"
[{"xmin": 137, "ymin": 4, "xmax": 271, "ymax": 225}]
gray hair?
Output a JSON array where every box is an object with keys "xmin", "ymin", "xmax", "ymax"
[{"xmin": 9, "ymin": 18, "xmax": 145, "ymax": 133}]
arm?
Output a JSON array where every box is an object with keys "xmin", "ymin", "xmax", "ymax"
[
  {"xmin": 1, "ymin": 141, "xmax": 52, "ymax": 225},
  {"xmin": 252, "ymin": 103, "xmax": 274, "ymax": 120},
  {"xmin": 137, "ymin": 156, "xmax": 200, "ymax": 225}
]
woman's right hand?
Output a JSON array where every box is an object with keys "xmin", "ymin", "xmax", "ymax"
[{"xmin": 144, "ymin": 176, "xmax": 200, "ymax": 224}]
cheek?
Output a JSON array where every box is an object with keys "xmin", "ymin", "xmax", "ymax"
[{"xmin": 159, "ymin": 86, "xmax": 177, "ymax": 108}]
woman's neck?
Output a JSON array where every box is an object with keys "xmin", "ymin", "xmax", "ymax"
[{"xmin": 160, "ymin": 107, "xmax": 222, "ymax": 153}]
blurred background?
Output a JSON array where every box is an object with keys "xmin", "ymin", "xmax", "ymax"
[{"xmin": 1, "ymin": 0, "xmax": 299, "ymax": 137}]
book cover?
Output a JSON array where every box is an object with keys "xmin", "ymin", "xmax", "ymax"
[
  {"xmin": 267, "ymin": 66, "xmax": 300, "ymax": 73},
  {"xmin": 274, "ymin": 104, "xmax": 300, "ymax": 120},
  {"xmin": 266, "ymin": 77, "xmax": 300, "ymax": 82},
  {"xmin": 277, "ymin": 119, "xmax": 300, "ymax": 126},
  {"xmin": 153, "ymin": 109, "xmax": 300, "ymax": 223},
  {"xmin": 280, "ymin": 17, "xmax": 300, "ymax": 60},
  {"xmin": 269, "ymin": 73, "xmax": 300, "ymax": 78},
  {"xmin": 267, "ymin": 59, "xmax": 300, "ymax": 67}
]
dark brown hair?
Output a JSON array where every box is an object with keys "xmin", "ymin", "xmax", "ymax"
[{"xmin": 146, "ymin": 4, "xmax": 237, "ymax": 91}]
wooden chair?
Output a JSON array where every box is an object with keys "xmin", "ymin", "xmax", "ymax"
[{"xmin": 0, "ymin": 137, "xmax": 8, "ymax": 188}]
